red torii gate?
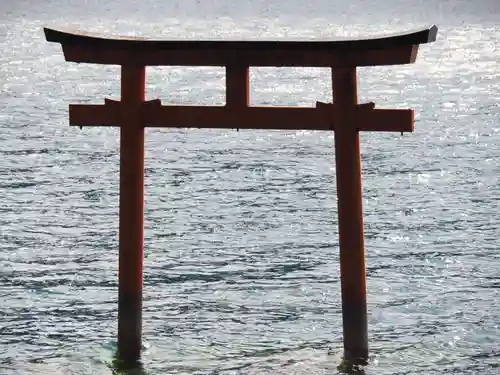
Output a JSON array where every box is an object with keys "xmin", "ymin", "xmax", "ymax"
[{"xmin": 44, "ymin": 25, "xmax": 437, "ymax": 367}]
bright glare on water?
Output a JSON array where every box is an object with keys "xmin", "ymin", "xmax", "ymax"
[{"xmin": 1, "ymin": 0, "xmax": 500, "ymax": 374}]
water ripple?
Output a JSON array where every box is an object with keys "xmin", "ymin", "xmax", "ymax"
[{"xmin": 1, "ymin": 2, "xmax": 500, "ymax": 375}]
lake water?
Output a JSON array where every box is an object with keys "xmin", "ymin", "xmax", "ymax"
[{"xmin": 1, "ymin": 0, "xmax": 500, "ymax": 374}]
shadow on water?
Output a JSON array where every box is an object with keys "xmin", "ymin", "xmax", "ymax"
[
  {"xmin": 103, "ymin": 353, "xmax": 368, "ymax": 375},
  {"xmin": 336, "ymin": 356, "xmax": 367, "ymax": 375},
  {"xmin": 105, "ymin": 349, "xmax": 369, "ymax": 375},
  {"xmin": 106, "ymin": 352, "xmax": 148, "ymax": 375},
  {"xmin": 337, "ymin": 361, "xmax": 367, "ymax": 375}
]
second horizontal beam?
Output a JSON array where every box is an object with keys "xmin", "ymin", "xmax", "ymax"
[{"xmin": 69, "ymin": 103, "xmax": 414, "ymax": 132}]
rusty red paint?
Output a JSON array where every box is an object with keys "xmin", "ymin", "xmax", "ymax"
[{"xmin": 117, "ymin": 65, "xmax": 145, "ymax": 364}]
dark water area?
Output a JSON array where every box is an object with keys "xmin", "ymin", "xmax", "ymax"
[{"xmin": 1, "ymin": 0, "xmax": 500, "ymax": 374}]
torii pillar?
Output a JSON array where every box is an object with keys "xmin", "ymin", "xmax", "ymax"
[{"xmin": 44, "ymin": 25, "xmax": 437, "ymax": 367}]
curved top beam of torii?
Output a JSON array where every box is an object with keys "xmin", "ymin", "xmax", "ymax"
[{"xmin": 44, "ymin": 25, "xmax": 438, "ymax": 67}]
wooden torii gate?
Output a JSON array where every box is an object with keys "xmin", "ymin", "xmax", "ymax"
[{"xmin": 44, "ymin": 25, "xmax": 437, "ymax": 367}]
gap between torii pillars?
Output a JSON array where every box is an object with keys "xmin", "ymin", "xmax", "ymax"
[{"xmin": 43, "ymin": 25, "xmax": 438, "ymax": 367}]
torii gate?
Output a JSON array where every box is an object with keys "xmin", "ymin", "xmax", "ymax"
[{"xmin": 44, "ymin": 25, "xmax": 437, "ymax": 367}]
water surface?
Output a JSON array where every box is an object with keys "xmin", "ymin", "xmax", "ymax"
[{"xmin": 1, "ymin": 0, "xmax": 500, "ymax": 374}]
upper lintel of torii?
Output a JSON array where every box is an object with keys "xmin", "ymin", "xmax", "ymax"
[{"xmin": 44, "ymin": 25, "xmax": 438, "ymax": 67}]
